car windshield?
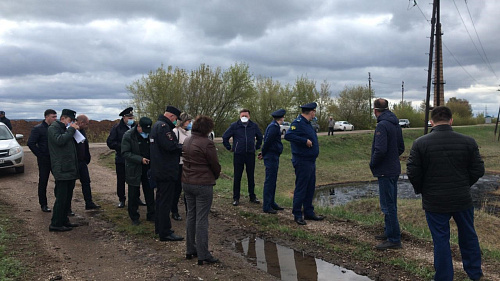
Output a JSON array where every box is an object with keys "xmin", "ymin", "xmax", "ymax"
[{"xmin": 0, "ymin": 126, "xmax": 13, "ymax": 140}]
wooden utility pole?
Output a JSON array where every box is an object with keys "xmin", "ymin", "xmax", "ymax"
[
  {"xmin": 368, "ymin": 72, "xmax": 373, "ymax": 121},
  {"xmin": 401, "ymin": 81, "xmax": 404, "ymax": 103},
  {"xmin": 424, "ymin": 0, "xmax": 439, "ymax": 135}
]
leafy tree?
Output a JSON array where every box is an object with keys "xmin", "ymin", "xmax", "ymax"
[
  {"xmin": 392, "ymin": 100, "xmax": 425, "ymax": 127},
  {"xmin": 316, "ymin": 80, "xmax": 334, "ymax": 130},
  {"xmin": 291, "ymin": 75, "xmax": 319, "ymax": 118},
  {"xmin": 335, "ymin": 85, "xmax": 373, "ymax": 129},
  {"xmin": 446, "ymin": 97, "xmax": 473, "ymax": 118}
]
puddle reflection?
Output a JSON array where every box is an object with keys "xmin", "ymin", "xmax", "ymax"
[{"xmin": 235, "ymin": 236, "xmax": 372, "ymax": 281}]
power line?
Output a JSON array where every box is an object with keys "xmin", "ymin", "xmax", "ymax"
[{"xmin": 464, "ymin": 0, "xmax": 498, "ymax": 79}]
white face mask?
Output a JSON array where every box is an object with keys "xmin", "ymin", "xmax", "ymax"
[{"xmin": 240, "ymin": 117, "xmax": 249, "ymax": 123}]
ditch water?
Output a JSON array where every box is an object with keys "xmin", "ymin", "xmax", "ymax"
[
  {"xmin": 234, "ymin": 236, "xmax": 373, "ymax": 281},
  {"xmin": 314, "ymin": 174, "xmax": 500, "ymax": 214}
]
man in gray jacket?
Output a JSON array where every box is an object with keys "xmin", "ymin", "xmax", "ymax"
[
  {"xmin": 47, "ymin": 109, "xmax": 80, "ymax": 232},
  {"xmin": 407, "ymin": 106, "xmax": 484, "ymax": 281}
]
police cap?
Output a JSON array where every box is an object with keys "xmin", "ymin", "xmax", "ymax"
[
  {"xmin": 165, "ymin": 105, "xmax": 181, "ymax": 119},
  {"xmin": 271, "ymin": 109, "xmax": 286, "ymax": 118},
  {"xmin": 61, "ymin": 109, "xmax": 77, "ymax": 120},
  {"xmin": 300, "ymin": 102, "xmax": 317, "ymax": 110},
  {"xmin": 139, "ymin": 117, "xmax": 153, "ymax": 133},
  {"xmin": 119, "ymin": 107, "xmax": 134, "ymax": 117}
]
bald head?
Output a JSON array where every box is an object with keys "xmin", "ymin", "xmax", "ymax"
[{"xmin": 76, "ymin": 114, "xmax": 89, "ymax": 130}]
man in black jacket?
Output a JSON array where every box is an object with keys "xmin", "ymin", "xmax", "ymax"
[
  {"xmin": 107, "ymin": 107, "xmax": 141, "ymax": 208},
  {"xmin": 27, "ymin": 109, "xmax": 57, "ymax": 212},
  {"xmin": 407, "ymin": 106, "xmax": 484, "ymax": 281},
  {"xmin": 73, "ymin": 114, "xmax": 100, "ymax": 210},
  {"xmin": 0, "ymin": 110, "xmax": 12, "ymax": 131},
  {"xmin": 150, "ymin": 105, "xmax": 183, "ymax": 241}
]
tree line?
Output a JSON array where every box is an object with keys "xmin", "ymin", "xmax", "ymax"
[{"xmin": 127, "ymin": 63, "xmax": 486, "ymax": 135}]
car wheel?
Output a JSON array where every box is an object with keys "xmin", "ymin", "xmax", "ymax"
[{"xmin": 15, "ymin": 166, "xmax": 24, "ymax": 174}]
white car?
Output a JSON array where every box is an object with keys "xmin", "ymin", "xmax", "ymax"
[
  {"xmin": 399, "ymin": 119, "xmax": 410, "ymax": 128},
  {"xmin": 0, "ymin": 122, "xmax": 24, "ymax": 173},
  {"xmin": 334, "ymin": 121, "xmax": 354, "ymax": 131},
  {"xmin": 280, "ymin": 122, "xmax": 291, "ymax": 135},
  {"xmin": 209, "ymin": 131, "xmax": 215, "ymax": 140}
]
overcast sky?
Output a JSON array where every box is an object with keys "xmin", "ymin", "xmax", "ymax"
[{"xmin": 1, "ymin": 0, "xmax": 499, "ymax": 120}]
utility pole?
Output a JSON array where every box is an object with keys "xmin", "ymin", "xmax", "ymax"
[
  {"xmin": 401, "ymin": 81, "xmax": 404, "ymax": 103},
  {"xmin": 368, "ymin": 72, "xmax": 373, "ymax": 122},
  {"xmin": 424, "ymin": 0, "xmax": 439, "ymax": 135}
]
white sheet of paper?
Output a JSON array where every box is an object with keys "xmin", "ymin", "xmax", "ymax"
[{"xmin": 73, "ymin": 129, "xmax": 86, "ymax": 143}]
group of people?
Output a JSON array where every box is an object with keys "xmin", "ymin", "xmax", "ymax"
[
  {"xmin": 370, "ymin": 98, "xmax": 484, "ymax": 281},
  {"xmin": 21, "ymin": 99, "xmax": 485, "ymax": 278}
]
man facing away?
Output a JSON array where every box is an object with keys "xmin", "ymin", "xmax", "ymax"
[
  {"xmin": 407, "ymin": 106, "xmax": 484, "ymax": 281},
  {"xmin": 28, "ymin": 109, "xmax": 57, "ymax": 213},
  {"xmin": 369, "ymin": 98, "xmax": 404, "ymax": 250},
  {"xmin": 150, "ymin": 105, "xmax": 184, "ymax": 241},
  {"xmin": 222, "ymin": 109, "xmax": 263, "ymax": 206},
  {"xmin": 47, "ymin": 109, "xmax": 80, "ymax": 232},
  {"xmin": 284, "ymin": 102, "xmax": 324, "ymax": 225},
  {"xmin": 259, "ymin": 109, "xmax": 286, "ymax": 214},
  {"xmin": 73, "ymin": 114, "xmax": 100, "ymax": 210}
]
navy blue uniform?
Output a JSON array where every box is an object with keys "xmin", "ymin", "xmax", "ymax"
[
  {"xmin": 106, "ymin": 119, "xmax": 132, "ymax": 202},
  {"xmin": 27, "ymin": 121, "xmax": 52, "ymax": 207},
  {"xmin": 261, "ymin": 120, "xmax": 283, "ymax": 212},
  {"xmin": 222, "ymin": 120, "xmax": 263, "ymax": 201},
  {"xmin": 284, "ymin": 115, "xmax": 319, "ymax": 219}
]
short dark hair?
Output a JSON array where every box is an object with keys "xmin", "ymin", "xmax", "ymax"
[
  {"xmin": 373, "ymin": 98, "xmax": 389, "ymax": 112},
  {"xmin": 240, "ymin": 109, "xmax": 250, "ymax": 115},
  {"xmin": 44, "ymin": 109, "xmax": 56, "ymax": 117},
  {"xmin": 431, "ymin": 106, "xmax": 452, "ymax": 123},
  {"xmin": 192, "ymin": 115, "xmax": 214, "ymax": 136}
]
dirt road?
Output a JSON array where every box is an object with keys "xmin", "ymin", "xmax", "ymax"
[{"xmin": 1, "ymin": 145, "xmax": 498, "ymax": 280}]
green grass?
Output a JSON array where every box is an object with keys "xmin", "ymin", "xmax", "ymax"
[{"xmin": 0, "ymin": 206, "xmax": 24, "ymax": 281}]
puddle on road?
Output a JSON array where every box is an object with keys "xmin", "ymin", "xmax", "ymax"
[
  {"xmin": 234, "ymin": 236, "xmax": 372, "ymax": 281},
  {"xmin": 314, "ymin": 174, "xmax": 500, "ymax": 214}
]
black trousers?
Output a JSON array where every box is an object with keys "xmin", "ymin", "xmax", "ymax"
[
  {"xmin": 328, "ymin": 127, "xmax": 334, "ymax": 135},
  {"xmin": 233, "ymin": 153, "xmax": 256, "ymax": 201},
  {"xmin": 128, "ymin": 165, "xmax": 155, "ymax": 221},
  {"xmin": 155, "ymin": 180, "xmax": 175, "ymax": 238},
  {"xmin": 37, "ymin": 157, "xmax": 52, "ymax": 206},
  {"xmin": 50, "ymin": 179, "xmax": 75, "ymax": 227},
  {"xmin": 115, "ymin": 162, "xmax": 126, "ymax": 201},
  {"xmin": 171, "ymin": 164, "xmax": 183, "ymax": 214},
  {"xmin": 78, "ymin": 161, "xmax": 93, "ymax": 203}
]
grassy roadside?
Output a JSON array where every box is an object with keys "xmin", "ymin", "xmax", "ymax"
[
  {"xmin": 0, "ymin": 203, "xmax": 25, "ymax": 280},
  {"xmin": 98, "ymin": 124, "xmax": 500, "ymax": 279}
]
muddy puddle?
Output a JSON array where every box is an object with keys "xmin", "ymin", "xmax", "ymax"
[
  {"xmin": 314, "ymin": 174, "xmax": 500, "ymax": 214},
  {"xmin": 234, "ymin": 236, "xmax": 372, "ymax": 281}
]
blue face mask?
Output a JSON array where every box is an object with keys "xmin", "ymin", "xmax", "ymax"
[
  {"xmin": 127, "ymin": 119, "xmax": 134, "ymax": 126},
  {"xmin": 140, "ymin": 132, "xmax": 149, "ymax": 139},
  {"xmin": 172, "ymin": 120, "xmax": 177, "ymax": 126},
  {"xmin": 186, "ymin": 122, "xmax": 192, "ymax": 131}
]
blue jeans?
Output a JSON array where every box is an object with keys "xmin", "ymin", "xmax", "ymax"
[
  {"xmin": 378, "ymin": 176, "xmax": 401, "ymax": 243},
  {"xmin": 425, "ymin": 208, "xmax": 482, "ymax": 281}
]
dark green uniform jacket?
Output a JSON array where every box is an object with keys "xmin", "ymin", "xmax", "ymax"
[
  {"xmin": 121, "ymin": 127, "xmax": 149, "ymax": 186},
  {"xmin": 48, "ymin": 121, "xmax": 79, "ymax": 181}
]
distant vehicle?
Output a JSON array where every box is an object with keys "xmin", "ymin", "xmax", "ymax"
[
  {"xmin": 209, "ymin": 131, "xmax": 215, "ymax": 140},
  {"xmin": 334, "ymin": 121, "xmax": 354, "ymax": 131},
  {"xmin": 0, "ymin": 122, "xmax": 24, "ymax": 173},
  {"xmin": 311, "ymin": 119, "xmax": 320, "ymax": 132},
  {"xmin": 280, "ymin": 122, "xmax": 291, "ymax": 135},
  {"xmin": 399, "ymin": 119, "xmax": 410, "ymax": 128}
]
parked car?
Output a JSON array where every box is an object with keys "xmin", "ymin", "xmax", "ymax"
[
  {"xmin": 209, "ymin": 131, "xmax": 215, "ymax": 140},
  {"xmin": 280, "ymin": 121, "xmax": 291, "ymax": 135},
  {"xmin": 0, "ymin": 122, "xmax": 24, "ymax": 173},
  {"xmin": 399, "ymin": 119, "xmax": 410, "ymax": 128},
  {"xmin": 334, "ymin": 121, "xmax": 354, "ymax": 131}
]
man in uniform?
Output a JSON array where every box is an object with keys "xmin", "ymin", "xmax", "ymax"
[
  {"xmin": 47, "ymin": 109, "xmax": 80, "ymax": 232},
  {"xmin": 370, "ymin": 98, "xmax": 404, "ymax": 250},
  {"xmin": 407, "ymin": 106, "xmax": 484, "ymax": 281},
  {"xmin": 122, "ymin": 117, "xmax": 155, "ymax": 225},
  {"xmin": 259, "ymin": 109, "xmax": 286, "ymax": 214},
  {"xmin": 222, "ymin": 109, "xmax": 263, "ymax": 206},
  {"xmin": 73, "ymin": 114, "xmax": 100, "ymax": 210},
  {"xmin": 0, "ymin": 110, "xmax": 12, "ymax": 131},
  {"xmin": 285, "ymin": 102, "xmax": 324, "ymax": 225},
  {"xmin": 28, "ymin": 109, "xmax": 57, "ymax": 213},
  {"xmin": 107, "ymin": 107, "xmax": 145, "ymax": 208},
  {"xmin": 150, "ymin": 105, "xmax": 183, "ymax": 241}
]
